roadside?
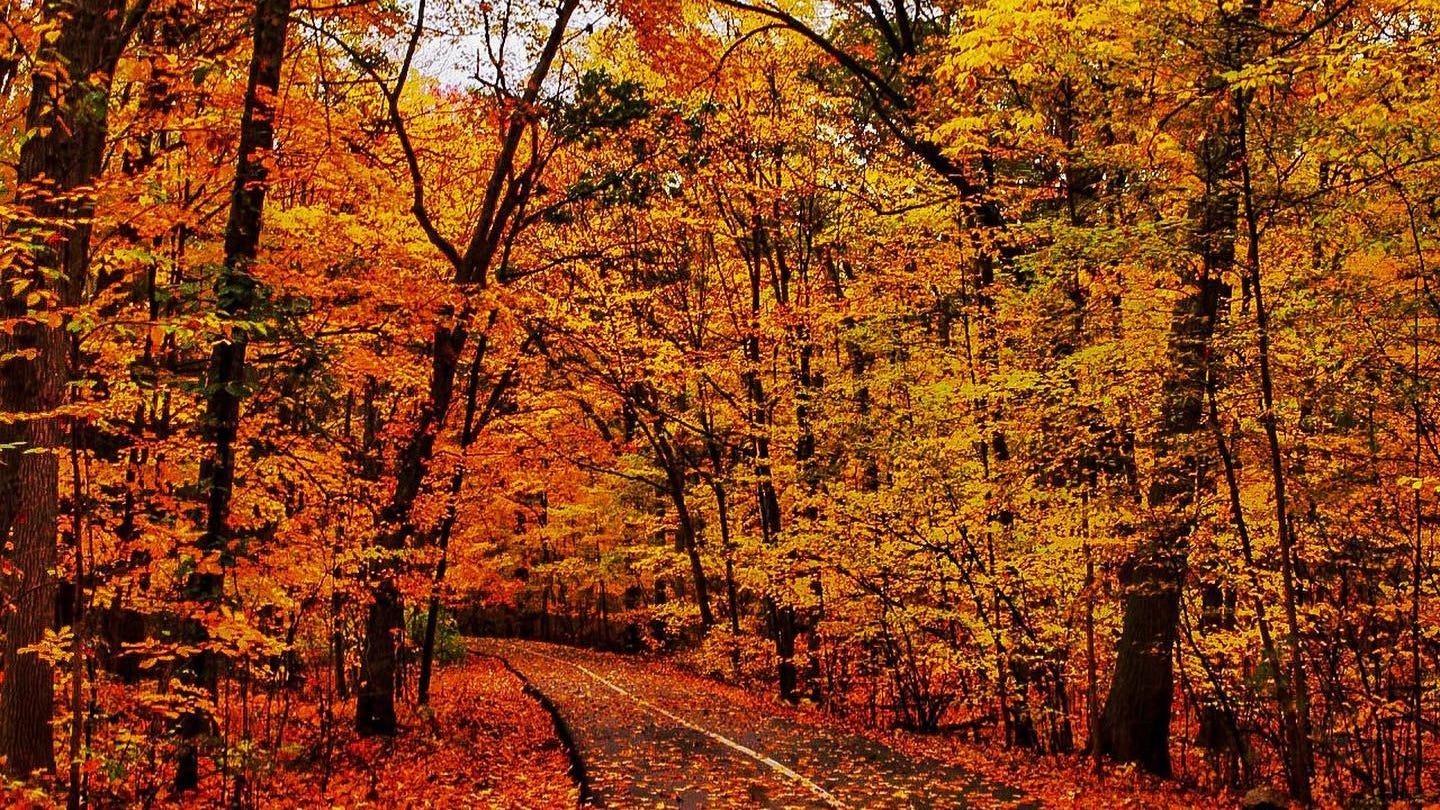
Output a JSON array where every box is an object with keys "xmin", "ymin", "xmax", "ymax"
[
  {"xmin": 2, "ymin": 653, "xmax": 580, "ymax": 809},
  {"xmin": 260, "ymin": 652, "xmax": 580, "ymax": 808}
]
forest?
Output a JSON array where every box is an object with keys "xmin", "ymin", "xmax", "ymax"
[{"xmin": 1, "ymin": 0, "xmax": 1439, "ymax": 807}]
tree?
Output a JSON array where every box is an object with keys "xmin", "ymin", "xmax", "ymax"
[
  {"xmin": 1, "ymin": 0, "xmax": 148, "ymax": 775},
  {"xmin": 345, "ymin": 0, "xmax": 582, "ymax": 735},
  {"xmin": 174, "ymin": 0, "xmax": 294, "ymax": 790}
]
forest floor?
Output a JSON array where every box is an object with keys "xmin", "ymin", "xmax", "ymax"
[
  {"xmin": 483, "ymin": 637, "xmax": 1229, "ymax": 810},
  {"xmin": 0, "ymin": 653, "xmax": 579, "ymax": 809},
  {"xmin": 255, "ymin": 652, "xmax": 581, "ymax": 808}
]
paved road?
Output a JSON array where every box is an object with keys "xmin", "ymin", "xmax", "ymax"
[{"xmin": 478, "ymin": 638, "xmax": 1037, "ymax": 810}]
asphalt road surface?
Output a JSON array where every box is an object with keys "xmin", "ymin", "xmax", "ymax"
[{"xmin": 478, "ymin": 638, "xmax": 1038, "ymax": 809}]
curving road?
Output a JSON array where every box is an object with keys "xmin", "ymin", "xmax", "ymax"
[{"xmin": 477, "ymin": 638, "xmax": 1038, "ymax": 810}]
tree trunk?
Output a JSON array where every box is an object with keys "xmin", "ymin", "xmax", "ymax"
[
  {"xmin": 357, "ymin": 579, "xmax": 405, "ymax": 734},
  {"xmin": 0, "ymin": 0, "xmax": 139, "ymax": 777},
  {"xmin": 649, "ymin": 425, "xmax": 714, "ymax": 628},
  {"xmin": 738, "ymin": 223, "xmax": 797, "ymax": 702},
  {"xmin": 174, "ymin": 0, "xmax": 292, "ymax": 788},
  {"xmin": 1099, "ymin": 547, "xmax": 1185, "ymax": 776},
  {"xmin": 675, "ymin": 494, "xmax": 715, "ymax": 628},
  {"xmin": 0, "ymin": 401, "xmax": 62, "ymax": 776},
  {"xmin": 419, "ymin": 331, "xmax": 513, "ymax": 704},
  {"xmin": 356, "ymin": 0, "xmax": 576, "ymax": 733},
  {"xmin": 1099, "ymin": 58, "xmax": 1242, "ymax": 774},
  {"xmin": 1085, "ymin": 543, "xmax": 1101, "ymax": 773},
  {"xmin": 357, "ymin": 320, "xmax": 467, "ymax": 735}
]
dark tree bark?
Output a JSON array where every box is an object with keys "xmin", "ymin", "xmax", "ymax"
[
  {"xmin": 1097, "ymin": 152, "xmax": 1233, "ymax": 776},
  {"xmin": 418, "ymin": 328, "xmax": 518, "ymax": 705},
  {"xmin": 175, "ymin": 0, "xmax": 293, "ymax": 789},
  {"xmin": 673, "ymin": 490, "xmax": 716, "ymax": 628},
  {"xmin": 357, "ymin": 321, "xmax": 467, "ymax": 735},
  {"xmin": 354, "ymin": 0, "xmax": 578, "ymax": 734},
  {"xmin": 740, "ymin": 235, "xmax": 797, "ymax": 702},
  {"xmin": 1098, "ymin": 545, "xmax": 1188, "ymax": 776},
  {"xmin": 1098, "ymin": 4, "xmax": 1255, "ymax": 770},
  {"xmin": 0, "ymin": 0, "xmax": 145, "ymax": 777},
  {"xmin": 648, "ymin": 424, "xmax": 715, "ymax": 628}
]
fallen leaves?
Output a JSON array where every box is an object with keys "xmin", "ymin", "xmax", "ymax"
[{"xmin": 255, "ymin": 654, "xmax": 579, "ymax": 809}]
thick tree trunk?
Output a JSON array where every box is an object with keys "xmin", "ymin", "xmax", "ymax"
[
  {"xmin": 1099, "ymin": 70, "xmax": 1242, "ymax": 776},
  {"xmin": 1099, "ymin": 547, "xmax": 1185, "ymax": 776},
  {"xmin": 0, "ymin": 0, "xmax": 138, "ymax": 777},
  {"xmin": 357, "ymin": 579, "xmax": 405, "ymax": 733},
  {"xmin": 0, "ymin": 402, "xmax": 62, "ymax": 776}
]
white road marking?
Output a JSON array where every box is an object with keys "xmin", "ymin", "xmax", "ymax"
[{"xmin": 513, "ymin": 644, "xmax": 849, "ymax": 809}]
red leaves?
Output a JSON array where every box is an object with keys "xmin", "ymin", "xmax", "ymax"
[{"xmin": 256, "ymin": 655, "xmax": 580, "ymax": 809}]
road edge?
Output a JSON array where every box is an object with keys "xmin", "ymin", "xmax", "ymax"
[{"xmin": 482, "ymin": 649, "xmax": 600, "ymax": 808}]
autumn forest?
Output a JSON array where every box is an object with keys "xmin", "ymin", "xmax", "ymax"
[{"xmin": 1, "ymin": 0, "xmax": 1439, "ymax": 807}]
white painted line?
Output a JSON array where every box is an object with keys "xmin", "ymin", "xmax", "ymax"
[{"xmin": 515, "ymin": 644, "xmax": 849, "ymax": 809}]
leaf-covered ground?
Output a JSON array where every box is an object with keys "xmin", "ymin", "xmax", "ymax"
[
  {"xmin": 0, "ymin": 653, "xmax": 578, "ymax": 809},
  {"xmin": 852, "ymin": 721, "xmax": 1226, "ymax": 809},
  {"xmin": 258, "ymin": 653, "xmax": 579, "ymax": 809},
  {"xmin": 0, "ymin": 641, "xmax": 1324, "ymax": 808}
]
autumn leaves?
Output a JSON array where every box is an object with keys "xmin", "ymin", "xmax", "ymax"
[{"xmin": 2, "ymin": 1, "xmax": 1439, "ymax": 808}]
